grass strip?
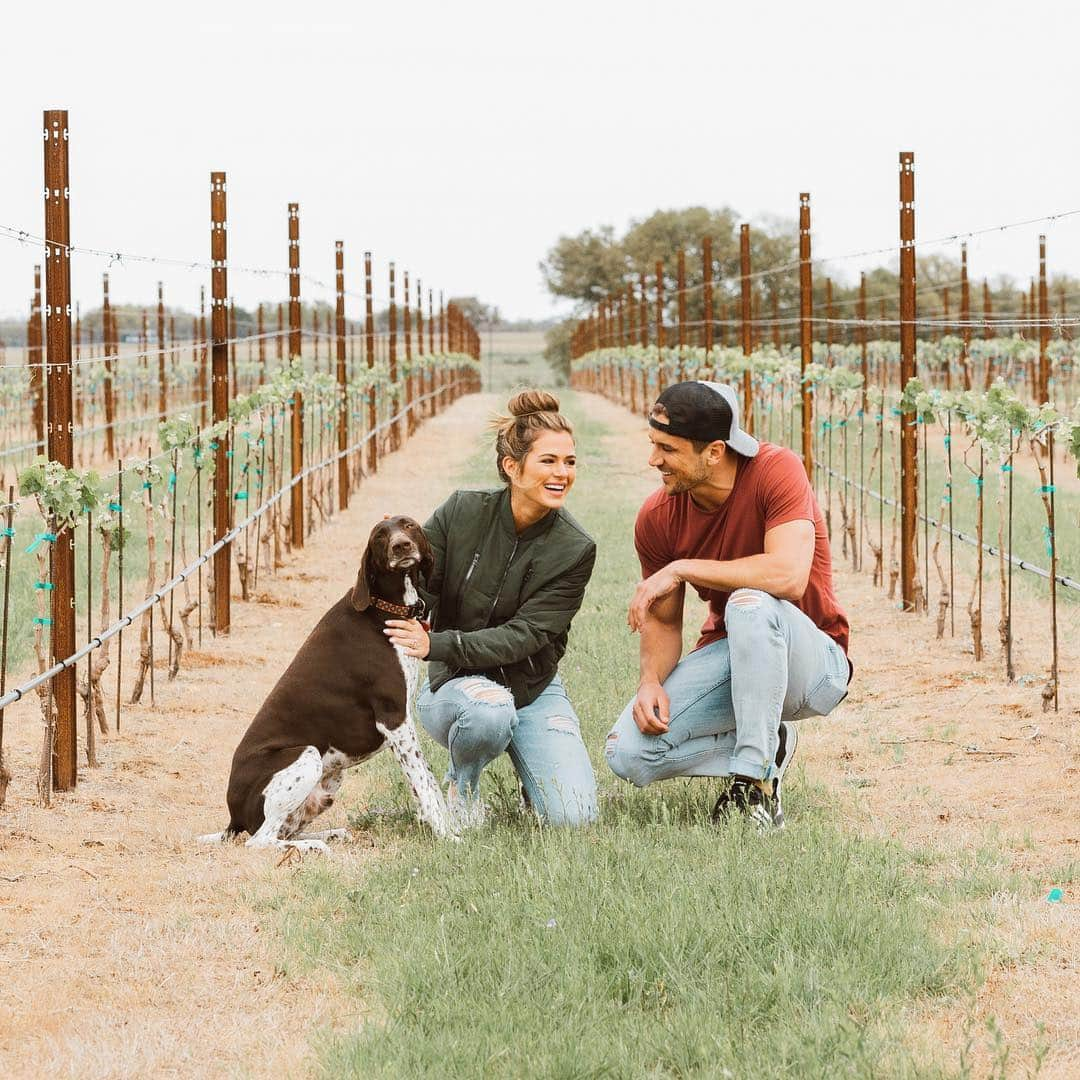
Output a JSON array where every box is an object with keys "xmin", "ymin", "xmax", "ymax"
[{"xmin": 268, "ymin": 387, "xmax": 1019, "ymax": 1078}]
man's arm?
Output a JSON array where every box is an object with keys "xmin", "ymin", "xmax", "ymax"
[
  {"xmin": 627, "ymin": 519, "xmax": 815, "ymax": 629},
  {"xmin": 674, "ymin": 519, "xmax": 815, "ymax": 600},
  {"xmin": 630, "ymin": 582, "xmax": 684, "ymax": 736}
]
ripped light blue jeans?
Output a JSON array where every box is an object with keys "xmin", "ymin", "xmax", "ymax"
[
  {"xmin": 418, "ymin": 674, "xmax": 598, "ymax": 826},
  {"xmin": 605, "ymin": 588, "xmax": 850, "ymax": 786}
]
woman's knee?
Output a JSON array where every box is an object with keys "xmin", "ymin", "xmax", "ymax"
[{"xmin": 448, "ymin": 679, "xmax": 517, "ymax": 755}]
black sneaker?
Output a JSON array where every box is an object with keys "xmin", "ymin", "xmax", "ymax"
[
  {"xmin": 772, "ymin": 721, "xmax": 799, "ymax": 830},
  {"xmin": 710, "ymin": 777, "xmax": 777, "ymax": 831}
]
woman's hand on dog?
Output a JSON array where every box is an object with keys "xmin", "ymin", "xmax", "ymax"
[{"xmin": 384, "ymin": 618, "xmax": 430, "ymax": 659}]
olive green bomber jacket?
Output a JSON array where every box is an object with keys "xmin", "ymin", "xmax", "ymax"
[{"xmin": 421, "ymin": 488, "xmax": 596, "ymax": 708}]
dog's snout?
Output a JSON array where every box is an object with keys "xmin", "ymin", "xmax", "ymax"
[{"xmin": 390, "ymin": 536, "xmax": 416, "ymax": 556}]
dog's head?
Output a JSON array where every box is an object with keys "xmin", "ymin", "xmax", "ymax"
[{"xmin": 350, "ymin": 515, "xmax": 434, "ymax": 612}]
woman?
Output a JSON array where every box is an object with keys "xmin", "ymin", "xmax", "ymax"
[{"xmin": 383, "ymin": 389, "xmax": 598, "ymax": 828}]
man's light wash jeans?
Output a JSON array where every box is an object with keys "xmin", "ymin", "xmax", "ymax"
[
  {"xmin": 605, "ymin": 588, "xmax": 849, "ymax": 786},
  {"xmin": 418, "ymin": 673, "xmax": 598, "ymax": 826}
]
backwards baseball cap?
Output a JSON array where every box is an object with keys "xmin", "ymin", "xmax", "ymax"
[{"xmin": 648, "ymin": 381, "xmax": 759, "ymax": 458}]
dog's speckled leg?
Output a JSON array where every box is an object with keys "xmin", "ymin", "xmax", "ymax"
[{"xmin": 377, "ymin": 717, "xmax": 456, "ymax": 838}]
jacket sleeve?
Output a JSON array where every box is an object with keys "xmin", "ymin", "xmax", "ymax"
[
  {"xmin": 420, "ymin": 493, "xmax": 455, "ymax": 608},
  {"xmin": 426, "ymin": 543, "xmax": 596, "ymax": 669}
]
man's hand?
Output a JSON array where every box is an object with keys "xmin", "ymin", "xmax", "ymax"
[
  {"xmin": 627, "ymin": 563, "xmax": 684, "ymax": 633},
  {"xmin": 633, "ymin": 679, "xmax": 671, "ymax": 735}
]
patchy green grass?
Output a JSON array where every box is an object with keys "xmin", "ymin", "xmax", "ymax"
[{"xmin": 267, "ymin": 390, "xmax": 1034, "ymax": 1079}]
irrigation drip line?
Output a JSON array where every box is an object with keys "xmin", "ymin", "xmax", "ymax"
[
  {"xmin": 816, "ymin": 463, "xmax": 1080, "ymax": 593},
  {"xmin": 0, "ymin": 378, "xmax": 463, "ymax": 713},
  {"xmin": 0, "ymin": 399, "xmax": 211, "ymax": 463}
]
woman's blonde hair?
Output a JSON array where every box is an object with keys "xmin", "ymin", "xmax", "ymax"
[{"xmin": 490, "ymin": 389, "xmax": 574, "ymax": 484}]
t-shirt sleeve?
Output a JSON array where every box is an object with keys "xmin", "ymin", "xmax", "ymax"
[
  {"xmin": 760, "ymin": 451, "xmax": 817, "ymax": 532},
  {"xmin": 634, "ymin": 498, "xmax": 673, "ymax": 578}
]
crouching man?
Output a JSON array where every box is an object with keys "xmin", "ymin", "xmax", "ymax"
[{"xmin": 604, "ymin": 381, "xmax": 852, "ymax": 829}]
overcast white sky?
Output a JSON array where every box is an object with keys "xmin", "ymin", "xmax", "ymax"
[{"xmin": 2, "ymin": 0, "xmax": 1079, "ymax": 324}]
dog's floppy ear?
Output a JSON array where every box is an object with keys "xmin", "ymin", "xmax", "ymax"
[{"xmin": 350, "ymin": 546, "xmax": 372, "ymax": 612}]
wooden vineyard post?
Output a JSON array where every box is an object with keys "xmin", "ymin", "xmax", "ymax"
[
  {"xmin": 1038, "ymin": 235, "xmax": 1050, "ymax": 405},
  {"xmin": 740, "ymin": 224, "xmax": 753, "ymax": 433},
  {"xmin": 288, "ymin": 203, "xmax": 304, "ymax": 548},
  {"xmin": 676, "ymin": 248, "xmax": 687, "ymax": 377},
  {"xmin": 365, "ymin": 251, "xmax": 377, "ymax": 472},
  {"xmin": 703, "ymin": 236, "xmax": 713, "ymax": 359},
  {"xmin": 898, "ymin": 151, "xmax": 918, "ymax": 614},
  {"xmin": 404, "ymin": 269, "xmax": 415, "ymax": 436},
  {"xmin": 199, "ymin": 286, "xmax": 208, "ymax": 426},
  {"xmin": 156, "ymin": 282, "xmax": 166, "ymax": 418},
  {"xmin": 29, "ymin": 265, "xmax": 44, "ymax": 451},
  {"xmin": 43, "ymin": 110, "xmax": 77, "ymax": 790},
  {"xmin": 102, "ymin": 273, "xmax": 115, "ymax": 459},
  {"xmin": 799, "ymin": 193, "xmax": 814, "ymax": 480},
  {"xmin": 389, "ymin": 262, "xmax": 400, "ymax": 451},
  {"xmin": 210, "ymin": 172, "xmax": 231, "ymax": 635},
  {"xmin": 655, "ymin": 261, "xmax": 665, "ymax": 394},
  {"xmin": 960, "ymin": 244, "xmax": 972, "ymax": 390},
  {"xmin": 335, "ymin": 241, "xmax": 349, "ymax": 510}
]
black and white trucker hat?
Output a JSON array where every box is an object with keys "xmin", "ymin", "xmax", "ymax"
[{"xmin": 649, "ymin": 381, "xmax": 760, "ymax": 458}]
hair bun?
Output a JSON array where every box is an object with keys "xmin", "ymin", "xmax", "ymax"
[{"xmin": 508, "ymin": 389, "xmax": 560, "ymax": 418}]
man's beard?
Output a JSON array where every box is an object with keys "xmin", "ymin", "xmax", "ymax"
[{"xmin": 664, "ymin": 460, "xmax": 710, "ymax": 494}]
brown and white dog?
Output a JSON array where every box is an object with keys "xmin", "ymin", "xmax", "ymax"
[{"xmin": 197, "ymin": 516, "xmax": 454, "ymax": 853}]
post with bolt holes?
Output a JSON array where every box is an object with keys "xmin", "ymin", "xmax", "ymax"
[
  {"xmin": 364, "ymin": 251, "xmax": 377, "ymax": 473},
  {"xmin": 389, "ymin": 262, "xmax": 400, "ymax": 451},
  {"xmin": 898, "ymin": 152, "xmax": 918, "ymax": 614},
  {"xmin": 29, "ymin": 265, "xmax": 44, "ymax": 451},
  {"xmin": 288, "ymin": 203, "xmax": 304, "ymax": 548},
  {"xmin": 157, "ymin": 282, "xmax": 166, "ymax": 418},
  {"xmin": 702, "ymin": 236, "xmax": 714, "ymax": 358},
  {"xmin": 210, "ymin": 172, "xmax": 231, "ymax": 634},
  {"xmin": 43, "ymin": 110, "xmax": 77, "ymax": 789},
  {"xmin": 1038, "ymin": 235, "xmax": 1050, "ymax": 404},
  {"xmin": 740, "ymin": 224, "xmax": 753, "ymax": 434},
  {"xmin": 335, "ymin": 241, "xmax": 349, "ymax": 509},
  {"xmin": 798, "ymin": 193, "xmax": 813, "ymax": 480}
]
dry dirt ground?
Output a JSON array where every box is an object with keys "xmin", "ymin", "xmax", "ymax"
[{"xmin": 1, "ymin": 389, "xmax": 1077, "ymax": 1078}]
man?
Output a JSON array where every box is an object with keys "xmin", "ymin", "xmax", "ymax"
[{"xmin": 604, "ymin": 381, "xmax": 851, "ymax": 829}]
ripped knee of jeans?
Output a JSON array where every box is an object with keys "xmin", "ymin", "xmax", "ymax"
[
  {"xmin": 459, "ymin": 678, "xmax": 513, "ymax": 706},
  {"xmin": 547, "ymin": 715, "xmax": 579, "ymax": 736},
  {"xmin": 729, "ymin": 588, "xmax": 765, "ymax": 608}
]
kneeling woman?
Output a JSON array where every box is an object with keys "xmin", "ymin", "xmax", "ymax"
[{"xmin": 383, "ymin": 390, "xmax": 597, "ymax": 827}]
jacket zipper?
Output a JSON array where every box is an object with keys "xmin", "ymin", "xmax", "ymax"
[
  {"xmin": 462, "ymin": 551, "xmax": 481, "ymax": 590},
  {"xmin": 485, "ymin": 539, "xmax": 518, "ymax": 624}
]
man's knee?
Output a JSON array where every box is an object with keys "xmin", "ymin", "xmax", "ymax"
[
  {"xmin": 725, "ymin": 589, "xmax": 782, "ymax": 639},
  {"xmin": 604, "ymin": 727, "xmax": 655, "ymax": 788}
]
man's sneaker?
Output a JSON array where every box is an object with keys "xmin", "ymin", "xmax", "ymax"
[
  {"xmin": 772, "ymin": 721, "xmax": 799, "ymax": 830},
  {"xmin": 710, "ymin": 777, "xmax": 777, "ymax": 831}
]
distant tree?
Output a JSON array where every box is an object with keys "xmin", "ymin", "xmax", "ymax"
[{"xmin": 449, "ymin": 296, "xmax": 500, "ymax": 328}]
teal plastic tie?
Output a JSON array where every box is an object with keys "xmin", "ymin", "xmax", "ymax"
[
  {"xmin": 1000, "ymin": 463, "xmax": 1012, "ymax": 473},
  {"xmin": 972, "ymin": 476, "xmax": 984, "ymax": 491},
  {"xmin": 168, "ymin": 472, "xmax": 177, "ymax": 492},
  {"xmin": 1047, "ymin": 887, "xmax": 1064, "ymax": 903},
  {"xmin": 225, "ymin": 450, "xmax": 234, "ymax": 459},
  {"xmin": 234, "ymin": 491, "xmax": 248, "ymax": 501},
  {"xmin": 33, "ymin": 616, "xmax": 53, "ymax": 626},
  {"xmin": 1, "ymin": 527, "xmax": 13, "ymax": 538},
  {"xmin": 943, "ymin": 434, "xmax": 951, "ymax": 448},
  {"xmin": 142, "ymin": 480, "xmax": 152, "ymax": 489},
  {"xmin": 34, "ymin": 581, "xmax": 55, "ymax": 590},
  {"xmin": 108, "ymin": 502, "xmax": 122, "ymax": 512},
  {"xmin": 209, "ymin": 441, "xmax": 220, "ymax": 451},
  {"xmin": 25, "ymin": 531, "xmax": 57, "ymax": 554},
  {"xmin": 1039, "ymin": 485, "xmax": 1056, "ymax": 493},
  {"xmin": 1043, "ymin": 525, "xmax": 1054, "ymax": 558}
]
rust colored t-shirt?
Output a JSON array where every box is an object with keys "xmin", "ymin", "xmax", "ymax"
[{"xmin": 634, "ymin": 441, "xmax": 850, "ymax": 654}]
